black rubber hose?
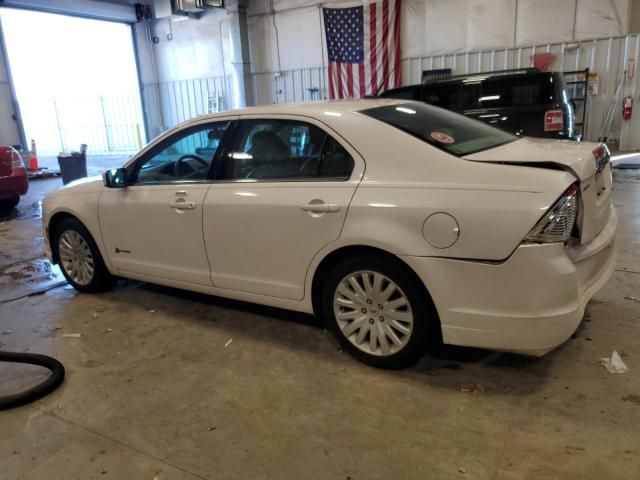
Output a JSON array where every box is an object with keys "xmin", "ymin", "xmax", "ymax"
[{"xmin": 0, "ymin": 351, "xmax": 65, "ymax": 410}]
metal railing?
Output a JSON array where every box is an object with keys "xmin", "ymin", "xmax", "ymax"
[
  {"xmin": 22, "ymin": 93, "xmax": 145, "ymax": 155},
  {"xmin": 246, "ymin": 35, "xmax": 640, "ymax": 148},
  {"xmin": 141, "ymin": 75, "xmax": 231, "ymax": 137},
  {"xmin": 137, "ymin": 35, "xmax": 640, "ymax": 150},
  {"xmin": 253, "ymin": 66, "xmax": 329, "ymax": 105}
]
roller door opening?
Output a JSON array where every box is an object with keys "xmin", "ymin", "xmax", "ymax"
[{"xmin": 0, "ymin": 8, "xmax": 145, "ymax": 157}]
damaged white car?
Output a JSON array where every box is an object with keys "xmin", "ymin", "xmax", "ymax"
[{"xmin": 42, "ymin": 100, "xmax": 616, "ymax": 368}]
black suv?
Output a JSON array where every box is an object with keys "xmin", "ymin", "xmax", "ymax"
[{"xmin": 380, "ymin": 69, "xmax": 576, "ymax": 140}]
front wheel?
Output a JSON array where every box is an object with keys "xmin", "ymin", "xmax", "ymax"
[
  {"xmin": 53, "ymin": 218, "xmax": 114, "ymax": 293},
  {"xmin": 321, "ymin": 255, "xmax": 435, "ymax": 369}
]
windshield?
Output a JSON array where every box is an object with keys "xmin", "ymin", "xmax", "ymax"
[{"xmin": 361, "ymin": 102, "xmax": 517, "ymax": 156}]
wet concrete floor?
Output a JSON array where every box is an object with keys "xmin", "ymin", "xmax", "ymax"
[{"xmin": 0, "ymin": 168, "xmax": 639, "ymax": 479}]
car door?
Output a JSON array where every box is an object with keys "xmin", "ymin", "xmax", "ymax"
[
  {"xmin": 99, "ymin": 119, "xmax": 231, "ymax": 285},
  {"xmin": 203, "ymin": 115, "xmax": 364, "ymax": 300}
]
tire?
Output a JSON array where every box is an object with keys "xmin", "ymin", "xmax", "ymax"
[
  {"xmin": 0, "ymin": 195, "xmax": 19, "ymax": 213},
  {"xmin": 321, "ymin": 255, "xmax": 436, "ymax": 369},
  {"xmin": 53, "ymin": 218, "xmax": 114, "ymax": 293}
]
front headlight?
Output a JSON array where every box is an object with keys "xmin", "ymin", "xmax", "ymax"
[{"xmin": 524, "ymin": 183, "xmax": 579, "ymax": 243}]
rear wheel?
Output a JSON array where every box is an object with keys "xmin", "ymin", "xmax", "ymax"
[
  {"xmin": 322, "ymin": 255, "xmax": 435, "ymax": 369},
  {"xmin": 53, "ymin": 218, "xmax": 114, "ymax": 293},
  {"xmin": 0, "ymin": 195, "xmax": 19, "ymax": 213}
]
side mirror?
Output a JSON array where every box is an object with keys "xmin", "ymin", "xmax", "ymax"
[{"xmin": 103, "ymin": 168, "xmax": 128, "ymax": 188}]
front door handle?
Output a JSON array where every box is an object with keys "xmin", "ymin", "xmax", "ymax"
[
  {"xmin": 300, "ymin": 203, "xmax": 340, "ymax": 213},
  {"xmin": 169, "ymin": 201, "xmax": 196, "ymax": 210}
]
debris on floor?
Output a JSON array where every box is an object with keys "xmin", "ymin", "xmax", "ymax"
[
  {"xmin": 621, "ymin": 394, "xmax": 640, "ymax": 405},
  {"xmin": 458, "ymin": 467, "xmax": 467, "ymax": 474},
  {"xmin": 600, "ymin": 351, "xmax": 629, "ymax": 374},
  {"xmin": 460, "ymin": 383, "xmax": 485, "ymax": 394},
  {"xmin": 61, "ymin": 333, "xmax": 82, "ymax": 338},
  {"xmin": 624, "ymin": 296, "xmax": 640, "ymax": 303},
  {"xmin": 224, "ymin": 339, "xmax": 233, "ymax": 348}
]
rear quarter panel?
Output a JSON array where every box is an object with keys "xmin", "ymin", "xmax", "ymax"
[{"xmin": 321, "ymin": 112, "xmax": 575, "ymax": 261}]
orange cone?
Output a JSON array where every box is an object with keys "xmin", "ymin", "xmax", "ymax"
[{"xmin": 28, "ymin": 139, "xmax": 39, "ymax": 170}]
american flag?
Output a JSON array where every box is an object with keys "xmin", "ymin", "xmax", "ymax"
[{"xmin": 323, "ymin": 0, "xmax": 402, "ymax": 100}]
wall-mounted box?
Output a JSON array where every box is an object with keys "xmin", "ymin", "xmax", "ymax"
[{"xmin": 151, "ymin": 0, "xmax": 172, "ymax": 18}]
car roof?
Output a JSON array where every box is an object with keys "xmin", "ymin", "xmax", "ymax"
[
  {"xmin": 188, "ymin": 98, "xmax": 406, "ymax": 121},
  {"xmin": 428, "ymin": 69, "xmax": 555, "ymax": 85},
  {"xmin": 385, "ymin": 69, "xmax": 558, "ymax": 92}
]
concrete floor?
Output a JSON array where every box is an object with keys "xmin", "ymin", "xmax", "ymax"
[{"xmin": 1, "ymin": 167, "xmax": 639, "ymax": 480}]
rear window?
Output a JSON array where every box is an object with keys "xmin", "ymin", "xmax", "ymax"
[
  {"xmin": 362, "ymin": 102, "xmax": 517, "ymax": 156},
  {"xmin": 421, "ymin": 84, "xmax": 460, "ymax": 110},
  {"xmin": 478, "ymin": 75, "xmax": 556, "ymax": 108},
  {"xmin": 380, "ymin": 87, "xmax": 418, "ymax": 100}
]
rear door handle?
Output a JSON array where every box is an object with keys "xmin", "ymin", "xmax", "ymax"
[
  {"xmin": 300, "ymin": 203, "xmax": 340, "ymax": 213},
  {"xmin": 169, "ymin": 201, "xmax": 196, "ymax": 210}
]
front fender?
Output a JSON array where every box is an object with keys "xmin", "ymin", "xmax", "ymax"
[{"xmin": 44, "ymin": 192, "xmax": 114, "ymax": 274}]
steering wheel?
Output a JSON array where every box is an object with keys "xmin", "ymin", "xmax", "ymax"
[{"xmin": 174, "ymin": 154, "xmax": 207, "ymax": 177}]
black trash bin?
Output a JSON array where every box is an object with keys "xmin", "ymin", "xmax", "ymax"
[{"xmin": 57, "ymin": 152, "xmax": 88, "ymax": 185}]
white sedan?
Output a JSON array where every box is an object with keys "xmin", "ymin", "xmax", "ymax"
[{"xmin": 42, "ymin": 100, "xmax": 617, "ymax": 369}]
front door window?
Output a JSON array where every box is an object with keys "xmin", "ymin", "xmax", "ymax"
[{"xmin": 135, "ymin": 122, "xmax": 229, "ymax": 184}]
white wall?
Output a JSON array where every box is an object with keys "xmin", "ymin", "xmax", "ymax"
[
  {"xmin": 0, "ymin": 19, "xmax": 22, "ymax": 147},
  {"xmin": 137, "ymin": 0, "xmax": 638, "ymax": 148},
  {"xmin": 244, "ymin": 0, "xmax": 631, "ymax": 72},
  {"xmin": 141, "ymin": 0, "xmax": 632, "ymax": 78},
  {"xmin": 150, "ymin": 10, "xmax": 229, "ymax": 82},
  {"xmin": 0, "ymin": 49, "xmax": 21, "ymax": 146}
]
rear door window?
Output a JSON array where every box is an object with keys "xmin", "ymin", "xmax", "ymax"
[
  {"xmin": 222, "ymin": 119, "xmax": 354, "ymax": 181},
  {"xmin": 420, "ymin": 84, "xmax": 462, "ymax": 110},
  {"xmin": 478, "ymin": 75, "xmax": 555, "ymax": 108},
  {"xmin": 380, "ymin": 87, "xmax": 419, "ymax": 100}
]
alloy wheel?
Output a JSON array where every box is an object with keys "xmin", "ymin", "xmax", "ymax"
[
  {"xmin": 58, "ymin": 230, "xmax": 95, "ymax": 286},
  {"xmin": 333, "ymin": 271, "xmax": 414, "ymax": 356}
]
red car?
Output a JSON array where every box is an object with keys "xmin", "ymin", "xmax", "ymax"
[{"xmin": 0, "ymin": 145, "xmax": 29, "ymax": 211}]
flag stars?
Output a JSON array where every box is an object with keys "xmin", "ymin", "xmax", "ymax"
[{"xmin": 323, "ymin": 5, "xmax": 364, "ymax": 63}]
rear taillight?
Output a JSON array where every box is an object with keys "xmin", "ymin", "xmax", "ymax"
[
  {"xmin": 592, "ymin": 144, "xmax": 610, "ymax": 173},
  {"xmin": 524, "ymin": 183, "xmax": 579, "ymax": 243},
  {"xmin": 11, "ymin": 149, "xmax": 25, "ymax": 170},
  {"xmin": 544, "ymin": 109, "xmax": 564, "ymax": 132}
]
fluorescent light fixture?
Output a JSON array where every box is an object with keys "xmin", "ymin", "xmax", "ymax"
[
  {"xmin": 395, "ymin": 107, "xmax": 416, "ymax": 114},
  {"xmin": 479, "ymin": 95, "xmax": 500, "ymax": 102}
]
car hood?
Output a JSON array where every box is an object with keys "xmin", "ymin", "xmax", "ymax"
[
  {"xmin": 47, "ymin": 176, "xmax": 104, "ymax": 197},
  {"xmin": 464, "ymin": 137, "xmax": 602, "ymax": 181}
]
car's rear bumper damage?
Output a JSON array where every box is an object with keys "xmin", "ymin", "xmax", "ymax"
[{"xmin": 401, "ymin": 207, "xmax": 617, "ymax": 355}]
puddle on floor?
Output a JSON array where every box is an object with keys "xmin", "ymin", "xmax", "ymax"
[
  {"xmin": 1, "ymin": 258, "xmax": 58, "ymax": 283},
  {"xmin": 0, "ymin": 201, "xmax": 42, "ymax": 222},
  {"xmin": 0, "ymin": 258, "xmax": 65, "ymax": 302}
]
